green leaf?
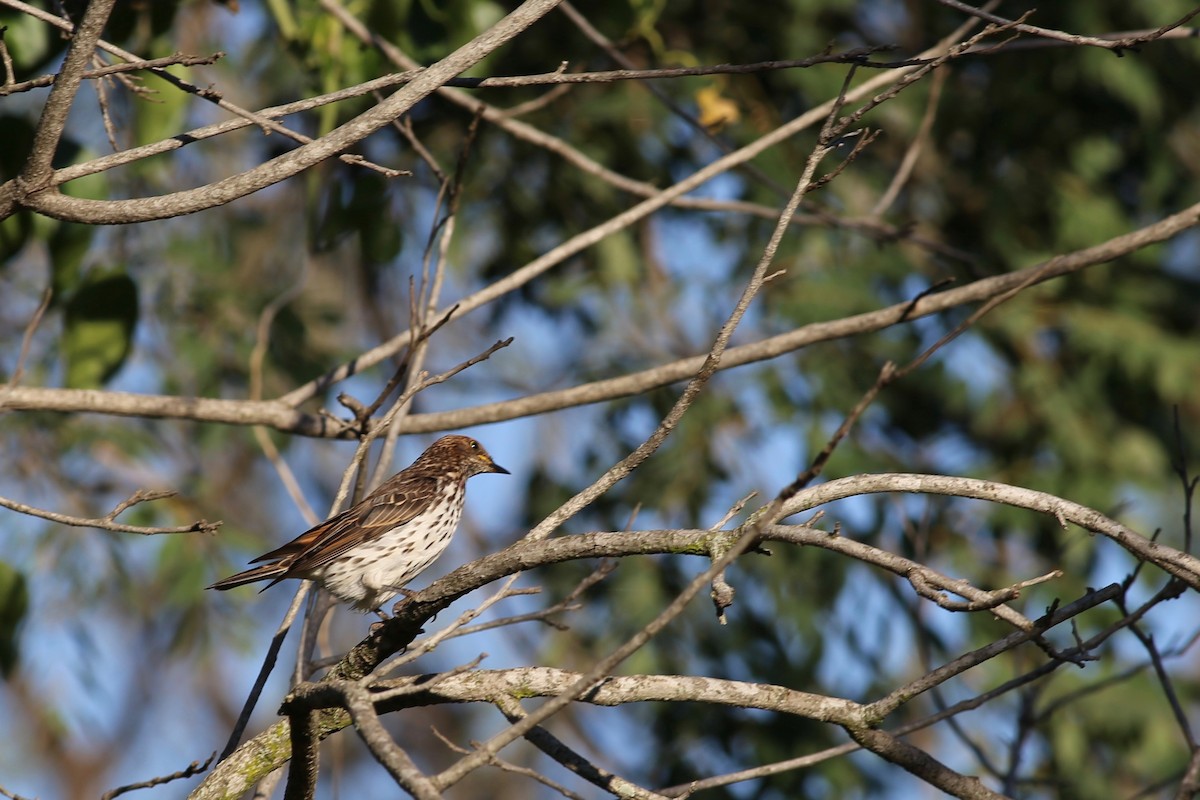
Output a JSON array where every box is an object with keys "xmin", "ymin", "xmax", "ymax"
[
  {"xmin": 48, "ymin": 223, "xmax": 96, "ymax": 297},
  {"xmin": 131, "ymin": 66, "xmax": 191, "ymax": 163},
  {"xmin": 62, "ymin": 270, "xmax": 139, "ymax": 388},
  {"xmin": 0, "ymin": 9, "xmax": 54, "ymax": 71},
  {"xmin": 352, "ymin": 176, "xmax": 403, "ymax": 266},
  {"xmin": 0, "ymin": 562, "xmax": 28, "ymax": 679},
  {"xmin": 0, "ymin": 211, "xmax": 32, "ymax": 267}
]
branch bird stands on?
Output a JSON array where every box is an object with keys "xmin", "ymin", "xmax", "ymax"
[{"xmin": 208, "ymin": 435, "xmax": 509, "ymax": 615}]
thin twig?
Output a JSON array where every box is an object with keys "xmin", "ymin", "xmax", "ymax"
[
  {"xmin": 370, "ymin": 113, "xmax": 480, "ymax": 487},
  {"xmin": 493, "ymin": 695, "xmax": 673, "ymax": 800},
  {"xmin": 447, "ymin": 561, "xmax": 615, "ymax": 638},
  {"xmin": 431, "ymin": 725, "xmax": 591, "ymax": 800},
  {"xmin": 0, "ymin": 25, "xmax": 16, "ymax": 87},
  {"xmin": 249, "ymin": 264, "xmax": 318, "ymax": 525},
  {"xmin": 330, "ymin": 337, "xmax": 512, "ymax": 516},
  {"xmin": 92, "ymin": 54, "xmax": 120, "ymax": 151},
  {"xmin": 0, "ymin": 491, "xmax": 218, "ymax": 535},
  {"xmin": 217, "ymin": 586, "xmax": 310, "ymax": 762},
  {"xmin": 937, "ymin": 0, "xmax": 1200, "ymax": 53},
  {"xmin": 99, "ymin": 753, "xmax": 216, "ymax": 800},
  {"xmin": 1117, "ymin": 586, "xmax": 1195, "ymax": 748},
  {"xmin": 871, "ymin": 67, "xmax": 946, "ymax": 218},
  {"xmin": 0, "ymin": 51, "xmax": 222, "ymax": 96},
  {"xmin": 374, "ymin": 582, "xmax": 525, "ymax": 677},
  {"xmin": 7, "ymin": 287, "xmax": 51, "ymax": 387}
]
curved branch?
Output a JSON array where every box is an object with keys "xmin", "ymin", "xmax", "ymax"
[{"xmin": 784, "ymin": 474, "xmax": 1200, "ymax": 588}]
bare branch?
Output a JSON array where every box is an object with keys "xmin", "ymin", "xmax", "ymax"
[
  {"xmin": 0, "ymin": 785, "xmax": 37, "ymax": 800},
  {"xmin": 99, "ymin": 753, "xmax": 216, "ymax": 800},
  {"xmin": 849, "ymin": 727, "xmax": 1009, "ymax": 800},
  {"xmin": 308, "ymin": 192, "xmax": 1200, "ymax": 430},
  {"xmin": 196, "ymin": 513, "xmax": 1128, "ymax": 796},
  {"xmin": 493, "ymin": 695, "xmax": 673, "ymax": 800},
  {"xmin": 6, "ymin": 287, "xmax": 51, "ymax": 388},
  {"xmin": 0, "ymin": 490, "xmax": 219, "ymax": 535},
  {"xmin": 866, "ymin": 584, "xmax": 1122, "ymax": 720},
  {"xmin": 284, "ymin": 4, "xmax": 996, "ymax": 407},
  {"xmin": 16, "ymin": 0, "xmax": 117, "ymax": 190},
  {"xmin": 937, "ymin": 0, "xmax": 1200, "ymax": 53},
  {"xmin": 782, "ymin": 474, "xmax": 1200, "ymax": 588},
  {"xmin": 282, "ymin": 701, "xmax": 317, "ymax": 800},
  {"xmin": 0, "ymin": 25, "xmax": 15, "ymax": 87},
  {"xmin": 0, "ymin": 51, "xmax": 223, "ymax": 96},
  {"xmin": 342, "ymin": 684, "xmax": 441, "ymax": 799}
]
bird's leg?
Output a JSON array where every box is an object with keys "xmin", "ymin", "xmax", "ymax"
[
  {"xmin": 389, "ymin": 587, "xmax": 420, "ymax": 616},
  {"xmin": 367, "ymin": 606, "xmax": 392, "ymax": 634}
]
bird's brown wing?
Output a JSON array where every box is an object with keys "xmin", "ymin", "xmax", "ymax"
[{"xmin": 251, "ymin": 473, "xmax": 440, "ymax": 576}]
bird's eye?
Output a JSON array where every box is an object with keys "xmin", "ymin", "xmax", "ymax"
[{"xmin": 469, "ymin": 440, "xmax": 479, "ymax": 450}]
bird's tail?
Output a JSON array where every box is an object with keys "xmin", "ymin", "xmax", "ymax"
[{"xmin": 207, "ymin": 563, "xmax": 288, "ymax": 592}]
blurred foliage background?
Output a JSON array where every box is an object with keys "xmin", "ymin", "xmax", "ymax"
[{"xmin": 1, "ymin": 1, "xmax": 1199, "ymax": 798}]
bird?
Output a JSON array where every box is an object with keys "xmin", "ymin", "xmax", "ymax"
[{"xmin": 208, "ymin": 434, "xmax": 508, "ymax": 613}]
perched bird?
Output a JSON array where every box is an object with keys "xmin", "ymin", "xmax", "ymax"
[{"xmin": 208, "ymin": 435, "xmax": 508, "ymax": 613}]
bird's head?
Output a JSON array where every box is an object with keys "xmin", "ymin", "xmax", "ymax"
[{"xmin": 425, "ymin": 434, "xmax": 510, "ymax": 477}]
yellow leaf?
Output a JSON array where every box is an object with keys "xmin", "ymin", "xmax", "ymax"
[{"xmin": 696, "ymin": 85, "xmax": 740, "ymax": 132}]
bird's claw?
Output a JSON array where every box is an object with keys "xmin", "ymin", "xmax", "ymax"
[{"xmin": 390, "ymin": 587, "xmax": 419, "ymax": 615}]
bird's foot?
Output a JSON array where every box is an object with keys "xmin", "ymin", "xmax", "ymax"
[
  {"xmin": 368, "ymin": 607, "xmax": 392, "ymax": 634},
  {"xmin": 390, "ymin": 587, "xmax": 420, "ymax": 615}
]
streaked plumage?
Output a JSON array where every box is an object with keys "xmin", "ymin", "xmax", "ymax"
[{"xmin": 208, "ymin": 435, "xmax": 508, "ymax": 612}]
